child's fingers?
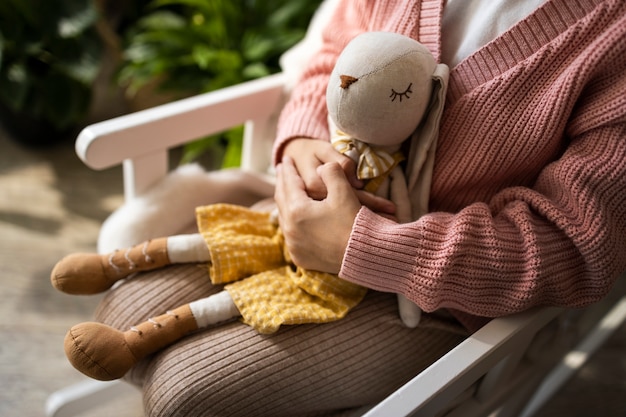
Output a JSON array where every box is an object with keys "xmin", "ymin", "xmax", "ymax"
[
  {"xmin": 355, "ymin": 190, "xmax": 396, "ymax": 215},
  {"xmin": 317, "ymin": 162, "xmax": 354, "ymax": 203},
  {"xmin": 275, "ymin": 156, "xmax": 308, "ymax": 217}
]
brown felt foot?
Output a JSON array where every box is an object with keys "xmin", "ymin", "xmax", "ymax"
[
  {"xmin": 64, "ymin": 305, "xmax": 198, "ymax": 381},
  {"xmin": 51, "ymin": 238, "xmax": 170, "ymax": 295},
  {"xmin": 64, "ymin": 322, "xmax": 137, "ymax": 381}
]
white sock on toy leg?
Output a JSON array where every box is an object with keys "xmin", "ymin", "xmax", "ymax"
[
  {"xmin": 397, "ymin": 294, "xmax": 422, "ymax": 328},
  {"xmin": 189, "ymin": 291, "xmax": 241, "ymax": 328},
  {"xmin": 167, "ymin": 233, "xmax": 210, "ymax": 263}
]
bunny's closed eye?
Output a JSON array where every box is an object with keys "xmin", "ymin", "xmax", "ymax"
[{"xmin": 390, "ymin": 83, "xmax": 413, "ymax": 102}]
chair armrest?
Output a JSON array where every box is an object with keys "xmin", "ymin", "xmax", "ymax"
[
  {"xmin": 76, "ymin": 73, "xmax": 287, "ymax": 170},
  {"xmin": 76, "ymin": 73, "xmax": 287, "ymax": 199},
  {"xmin": 363, "ymin": 306, "xmax": 562, "ymax": 417}
]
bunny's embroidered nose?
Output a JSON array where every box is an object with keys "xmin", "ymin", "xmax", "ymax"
[{"xmin": 340, "ymin": 75, "xmax": 359, "ymax": 89}]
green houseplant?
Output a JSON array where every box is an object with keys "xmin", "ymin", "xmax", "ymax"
[
  {"xmin": 117, "ymin": 0, "xmax": 322, "ymax": 167},
  {"xmin": 0, "ymin": 0, "xmax": 103, "ymax": 146}
]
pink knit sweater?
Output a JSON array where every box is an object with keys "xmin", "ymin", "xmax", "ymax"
[{"xmin": 274, "ymin": 0, "xmax": 626, "ymax": 330}]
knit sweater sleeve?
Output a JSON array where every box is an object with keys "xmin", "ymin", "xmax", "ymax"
[
  {"xmin": 340, "ymin": 2, "xmax": 626, "ymax": 330},
  {"xmin": 344, "ymin": 125, "xmax": 626, "ymax": 331},
  {"xmin": 272, "ymin": 0, "xmax": 373, "ymax": 164}
]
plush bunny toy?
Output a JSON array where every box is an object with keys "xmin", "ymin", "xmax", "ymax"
[
  {"xmin": 51, "ymin": 32, "xmax": 448, "ymax": 381},
  {"xmin": 326, "ymin": 31, "xmax": 449, "ymax": 328}
]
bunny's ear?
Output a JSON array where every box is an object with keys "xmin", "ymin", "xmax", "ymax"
[{"xmin": 405, "ymin": 63, "xmax": 449, "ymax": 220}]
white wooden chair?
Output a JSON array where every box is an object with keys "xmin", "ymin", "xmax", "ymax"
[{"xmin": 46, "ymin": 72, "xmax": 626, "ymax": 417}]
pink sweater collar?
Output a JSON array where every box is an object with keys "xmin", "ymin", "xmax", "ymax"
[{"xmin": 448, "ymin": 0, "xmax": 603, "ymax": 102}]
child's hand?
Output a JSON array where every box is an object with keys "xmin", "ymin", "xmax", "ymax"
[
  {"xmin": 275, "ymin": 157, "xmax": 361, "ymax": 274},
  {"xmin": 282, "ymin": 138, "xmax": 363, "ymax": 200},
  {"xmin": 282, "ymin": 138, "xmax": 396, "ymax": 217}
]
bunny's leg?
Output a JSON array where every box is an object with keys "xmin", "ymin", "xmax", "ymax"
[
  {"xmin": 64, "ymin": 291, "xmax": 239, "ymax": 381},
  {"xmin": 51, "ymin": 234, "xmax": 209, "ymax": 295}
]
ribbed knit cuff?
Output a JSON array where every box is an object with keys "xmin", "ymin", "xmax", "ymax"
[
  {"xmin": 340, "ymin": 207, "xmax": 421, "ymax": 295},
  {"xmin": 341, "ymin": 207, "xmax": 491, "ymax": 332}
]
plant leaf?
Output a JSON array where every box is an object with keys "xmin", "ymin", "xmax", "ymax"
[
  {"xmin": 0, "ymin": 62, "xmax": 30, "ymax": 112},
  {"xmin": 137, "ymin": 10, "xmax": 186, "ymax": 30},
  {"xmin": 221, "ymin": 126, "xmax": 244, "ymax": 168},
  {"xmin": 56, "ymin": 0, "xmax": 99, "ymax": 38},
  {"xmin": 242, "ymin": 62, "xmax": 270, "ymax": 80}
]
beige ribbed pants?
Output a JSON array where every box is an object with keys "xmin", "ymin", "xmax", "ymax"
[{"xmin": 95, "ymin": 264, "xmax": 467, "ymax": 417}]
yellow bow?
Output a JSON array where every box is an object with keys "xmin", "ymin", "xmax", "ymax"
[{"xmin": 331, "ymin": 131, "xmax": 404, "ymax": 181}]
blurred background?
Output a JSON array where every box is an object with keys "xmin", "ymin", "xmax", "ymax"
[
  {"xmin": 0, "ymin": 1, "xmax": 624, "ymax": 416},
  {"xmin": 1, "ymin": 0, "xmax": 322, "ymax": 164}
]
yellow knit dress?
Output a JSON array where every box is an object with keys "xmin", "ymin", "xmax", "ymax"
[{"xmin": 196, "ymin": 203, "xmax": 367, "ymax": 334}]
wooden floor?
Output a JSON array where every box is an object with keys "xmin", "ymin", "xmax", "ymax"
[{"xmin": 0, "ymin": 123, "xmax": 624, "ymax": 417}]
